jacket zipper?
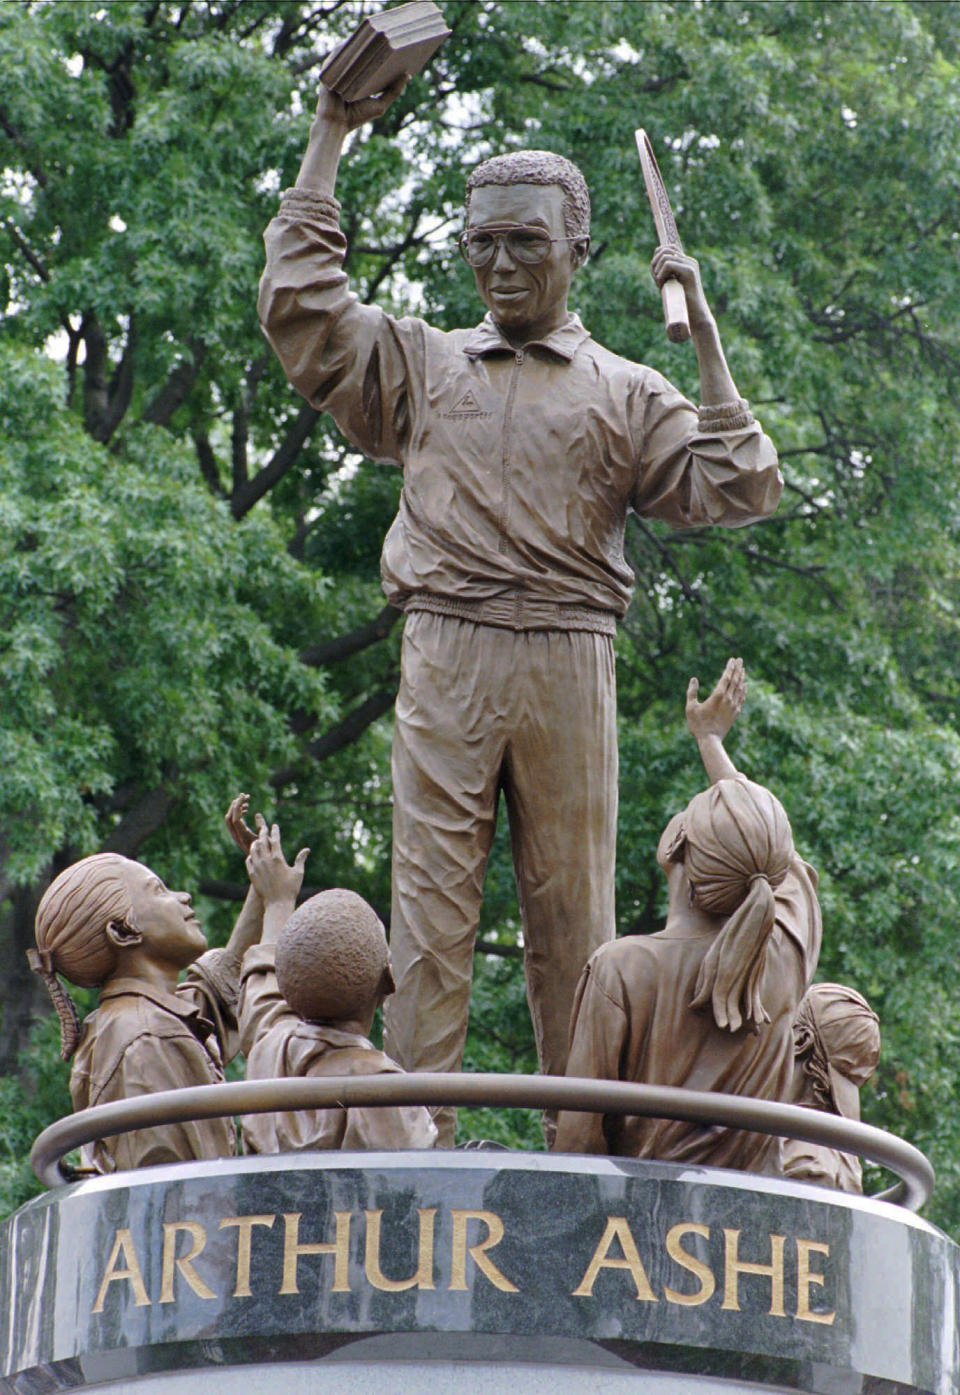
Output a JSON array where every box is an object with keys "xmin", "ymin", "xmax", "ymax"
[{"xmin": 498, "ymin": 350, "xmax": 524, "ymax": 552}]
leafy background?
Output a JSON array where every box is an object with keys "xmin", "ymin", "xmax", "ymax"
[{"xmin": 2, "ymin": 0, "xmax": 959, "ymax": 1227}]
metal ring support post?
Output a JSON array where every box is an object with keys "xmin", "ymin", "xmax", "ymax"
[{"xmin": 31, "ymin": 1072, "xmax": 934, "ymax": 1209}]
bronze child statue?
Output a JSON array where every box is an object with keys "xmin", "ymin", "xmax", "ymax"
[
  {"xmin": 258, "ymin": 76, "xmax": 783, "ymax": 1145},
  {"xmin": 231, "ymin": 801, "xmax": 436, "ymax": 1152},
  {"xmin": 29, "ymin": 849, "xmax": 265, "ymax": 1171},
  {"xmin": 554, "ymin": 659, "xmax": 822, "ymax": 1173},
  {"xmin": 782, "ymin": 981, "xmax": 880, "ymax": 1193}
]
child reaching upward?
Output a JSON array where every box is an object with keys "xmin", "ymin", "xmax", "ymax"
[
  {"xmin": 236, "ymin": 809, "xmax": 436, "ymax": 1153},
  {"xmin": 30, "ymin": 849, "xmax": 263, "ymax": 1172},
  {"xmin": 554, "ymin": 659, "xmax": 822, "ymax": 1173}
]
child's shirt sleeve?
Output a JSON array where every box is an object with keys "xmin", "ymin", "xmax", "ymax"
[{"xmin": 238, "ymin": 944, "xmax": 298, "ymax": 1058}]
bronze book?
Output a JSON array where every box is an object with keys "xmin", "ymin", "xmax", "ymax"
[{"xmin": 320, "ymin": 1, "xmax": 451, "ymax": 102}]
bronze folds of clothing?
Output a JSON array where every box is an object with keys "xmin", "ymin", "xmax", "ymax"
[
  {"xmin": 258, "ymin": 191, "xmax": 783, "ymax": 1141},
  {"xmin": 554, "ymin": 856, "xmax": 822, "ymax": 1172},
  {"xmin": 384, "ymin": 612, "xmax": 617, "ymax": 1144},
  {"xmin": 239, "ymin": 943, "xmax": 437, "ymax": 1153},
  {"xmin": 69, "ymin": 951, "xmax": 238, "ymax": 1172}
]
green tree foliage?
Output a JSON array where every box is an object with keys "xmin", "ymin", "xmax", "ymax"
[{"xmin": 2, "ymin": 1, "xmax": 960, "ymax": 1227}]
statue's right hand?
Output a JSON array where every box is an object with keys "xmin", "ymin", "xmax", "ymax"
[
  {"xmin": 245, "ymin": 814, "xmax": 309, "ymax": 904},
  {"xmin": 315, "ymin": 73, "xmax": 409, "ymax": 133},
  {"xmin": 225, "ymin": 792, "xmax": 256, "ymax": 854},
  {"xmin": 685, "ymin": 657, "xmax": 746, "ymax": 740}
]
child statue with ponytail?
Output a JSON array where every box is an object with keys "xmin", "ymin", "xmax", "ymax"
[{"xmin": 554, "ymin": 659, "xmax": 822, "ymax": 1174}]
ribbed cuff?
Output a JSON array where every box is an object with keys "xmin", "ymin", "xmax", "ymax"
[
  {"xmin": 280, "ymin": 187, "xmax": 341, "ymax": 220},
  {"xmin": 193, "ymin": 947, "xmax": 240, "ymax": 1016},
  {"xmin": 698, "ymin": 397, "xmax": 754, "ymax": 432}
]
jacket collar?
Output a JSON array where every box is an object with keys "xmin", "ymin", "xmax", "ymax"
[
  {"xmin": 463, "ymin": 311, "xmax": 591, "ymax": 362},
  {"xmin": 298, "ymin": 1022, "xmax": 375, "ymax": 1049},
  {"xmin": 98, "ymin": 977, "xmax": 214, "ymax": 1042}
]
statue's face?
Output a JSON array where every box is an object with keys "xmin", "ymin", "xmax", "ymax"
[
  {"xmin": 465, "ymin": 182, "xmax": 580, "ymax": 337},
  {"xmin": 117, "ymin": 860, "xmax": 207, "ymax": 967}
]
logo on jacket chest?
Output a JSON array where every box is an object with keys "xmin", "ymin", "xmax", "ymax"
[{"xmin": 442, "ymin": 388, "xmax": 493, "ymax": 421}]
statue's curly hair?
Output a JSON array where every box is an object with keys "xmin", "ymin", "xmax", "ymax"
[
  {"xmin": 466, "ymin": 150, "xmax": 591, "ymax": 239},
  {"xmin": 276, "ymin": 888, "xmax": 394, "ymax": 1023}
]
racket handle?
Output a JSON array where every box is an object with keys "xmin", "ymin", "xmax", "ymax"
[{"xmin": 661, "ymin": 277, "xmax": 691, "ymax": 343}]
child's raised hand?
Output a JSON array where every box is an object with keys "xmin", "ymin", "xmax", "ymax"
[
  {"xmin": 246, "ymin": 814, "xmax": 309, "ymax": 906},
  {"xmin": 225, "ymin": 792, "xmax": 256, "ymax": 854},
  {"xmin": 685, "ymin": 657, "xmax": 746, "ymax": 741}
]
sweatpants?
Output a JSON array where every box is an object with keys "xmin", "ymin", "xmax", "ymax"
[{"xmin": 382, "ymin": 610, "xmax": 618, "ymax": 1146}]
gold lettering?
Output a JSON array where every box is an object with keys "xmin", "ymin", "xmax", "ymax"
[
  {"xmin": 663, "ymin": 1223, "xmax": 716, "ymax": 1306},
  {"xmin": 280, "ymin": 1211, "xmax": 351, "ymax": 1295},
  {"xmin": 571, "ymin": 1217, "xmax": 658, "ymax": 1301},
  {"xmin": 218, "ymin": 1215, "xmax": 276, "ymax": 1298},
  {"xmin": 449, "ymin": 1209, "xmax": 519, "ymax": 1293},
  {"xmin": 365, "ymin": 1208, "xmax": 436, "ymax": 1291},
  {"xmin": 796, "ymin": 1238, "xmax": 835, "ymax": 1325},
  {"xmin": 92, "ymin": 1228, "xmax": 150, "ymax": 1313},
  {"xmin": 722, "ymin": 1228, "xmax": 785, "ymax": 1316},
  {"xmin": 159, "ymin": 1222, "xmax": 216, "ymax": 1304}
]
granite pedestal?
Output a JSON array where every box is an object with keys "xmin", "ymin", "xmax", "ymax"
[{"xmin": 0, "ymin": 1151, "xmax": 956, "ymax": 1393}]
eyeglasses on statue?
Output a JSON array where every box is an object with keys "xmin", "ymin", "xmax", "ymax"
[{"xmin": 458, "ymin": 224, "xmax": 583, "ymax": 268}]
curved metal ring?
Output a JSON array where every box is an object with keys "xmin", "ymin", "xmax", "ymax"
[{"xmin": 31, "ymin": 1072, "xmax": 934, "ymax": 1210}]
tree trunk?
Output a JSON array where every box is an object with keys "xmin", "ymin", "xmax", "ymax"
[{"xmin": 0, "ymin": 884, "xmax": 49, "ymax": 1076}]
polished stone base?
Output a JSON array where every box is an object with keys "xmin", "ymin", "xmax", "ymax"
[
  {"xmin": 73, "ymin": 1347, "xmax": 806, "ymax": 1395},
  {"xmin": 1, "ymin": 1151, "xmax": 956, "ymax": 1393}
]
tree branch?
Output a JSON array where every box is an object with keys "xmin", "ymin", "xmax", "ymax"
[
  {"xmin": 0, "ymin": 884, "xmax": 49, "ymax": 1075},
  {"xmin": 517, "ymin": 73, "xmax": 572, "ymax": 93},
  {"xmin": 640, "ymin": 68, "xmax": 690, "ymax": 94},
  {"xmin": 283, "ymin": 1, "xmax": 354, "ymax": 67},
  {"xmin": 739, "ymin": 543, "xmax": 844, "ymax": 609},
  {"xmin": 141, "ymin": 337, "xmax": 206, "ymax": 428},
  {"xmin": 271, "ymin": 684, "xmax": 398, "ymax": 789},
  {"xmin": 631, "ymin": 516, "xmax": 704, "ymax": 608},
  {"xmin": 288, "ymin": 510, "xmax": 310, "ymax": 560},
  {"xmin": 300, "ymin": 603, "xmax": 402, "ymax": 669},
  {"xmin": 230, "ymin": 353, "xmax": 270, "ymax": 495},
  {"xmin": 807, "ymin": 296, "xmax": 931, "ymax": 347},
  {"xmin": 211, "ymin": 0, "xmax": 246, "ymax": 31},
  {"xmin": 81, "ymin": 311, "xmax": 109, "ymax": 440},
  {"xmin": 64, "ymin": 317, "xmax": 81, "ymax": 408},
  {"xmin": 100, "ymin": 315, "xmax": 137, "ymax": 444},
  {"xmin": 99, "ymin": 787, "xmax": 177, "ymax": 857},
  {"xmin": 231, "ymin": 399, "xmax": 319, "ymax": 518},
  {"xmin": 357, "ymin": 205, "xmax": 425, "ymax": 305},
  {"xmin": 0, "ymin": 109, "xmax": 48, "ymax": 188},
  {"xmin": 781, "ymin": 476, "xmax": 829, "ymax": 511},
  {"xmin": 193, "ymin": 429, "xmax": 224, "ymax": 496},
  {"xmin": 231, "ymin": 402, "xmax": 248, "ymax": 494},
  {"xmin": 778, "ymin": 442, "xmax": 831, "ymax": 459},
  {"xmin": 474, "ymin": 938, "xmax": 523, "ymax": 960},
  {"xmin": 3, "ymin": 218, "xmax": 50, "ymax": 281}
]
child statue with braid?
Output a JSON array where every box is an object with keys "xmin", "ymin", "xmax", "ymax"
[{"xmin": 29, "ymin": 817, "xmax": 294, "ymax": 1172}]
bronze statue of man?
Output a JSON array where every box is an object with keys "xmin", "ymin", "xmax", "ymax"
[{"xmin": 258, "ymin": 81, "xmax": 782, "ymax": 1145}]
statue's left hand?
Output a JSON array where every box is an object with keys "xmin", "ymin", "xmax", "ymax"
[
  {"xmin": 225, "ymin": 792, "xmax": 256, "ymax": 854},
  {"xmin": 686, "ymin": 657, "xmax": 746, "ymax": 740},
  {"xmin": 650, "ymin": 245, "xmax": 711, "ymax": 328}
]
